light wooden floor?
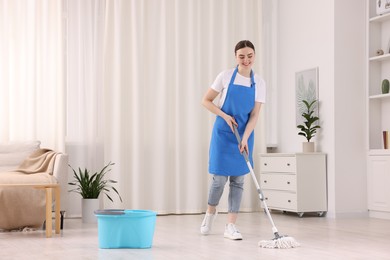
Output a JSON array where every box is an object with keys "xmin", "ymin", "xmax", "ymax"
[{"xmin": 1, "ymin": 211, "xmax": 390, "ymax": 260}]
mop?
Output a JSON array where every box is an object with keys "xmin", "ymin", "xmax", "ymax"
[{"xmin": 232, "ymin": 125, "xmax": 300, "ymax": 249}]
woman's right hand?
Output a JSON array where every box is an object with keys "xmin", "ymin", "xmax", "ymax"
[
  {"xmin": 223, "ymin": 114, "xmax": 238, "ymax": 133},
  {"xmin": 201, "ymin": 88, "xmax": 238, "ymax": 132}
]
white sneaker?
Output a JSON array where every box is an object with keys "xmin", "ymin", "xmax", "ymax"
[
  {"xmin": 200, "ymin": 211, "xmax": 217, "ymax": 235},
  {"xmin": 224, "ymin": 223, "xmax": 243, "ymax": 240}
]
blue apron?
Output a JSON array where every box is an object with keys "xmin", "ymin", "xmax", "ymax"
[{"xmin": 209, "ymin": 67, "xmax": 256, "ymax": 176}]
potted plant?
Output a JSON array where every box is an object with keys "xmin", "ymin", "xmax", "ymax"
[
  {"xmin": 297, "ymin": 99, "xmax": 320, "ymax": 152},
  {"xmin": 68, "ymin": 162, "xmax": 122, "ymax": 223}
]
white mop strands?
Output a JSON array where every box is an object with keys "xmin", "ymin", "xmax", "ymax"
[
  {"xmin": 258, "ymin": 233, "xmax": 300, "ymax": 249},
  {"xmin": 257, "ymin": 212, "xmax": 300, "ymax": 249},
  {"xmin": 253, "ymin": 188, "xmax": 300, "ymax": 249},
  {"xmin": 256, "ymin": 209, "xmax": 300, "ymax": 249}
]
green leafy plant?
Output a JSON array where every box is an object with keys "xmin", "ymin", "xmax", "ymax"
[
  {"xmin": 297, "ymin": 100, "xmax": 320, "ymax": 142},
  {"xmin": 68, "ymin": 162, "xmax": 122, "ymax": 202}
]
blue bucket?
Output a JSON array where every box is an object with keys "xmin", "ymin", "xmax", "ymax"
[{"xmin": 95, "ymin": 209, "xmax": 157, "ymax": 249}]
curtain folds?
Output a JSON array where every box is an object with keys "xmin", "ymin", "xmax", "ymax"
[
  {"xmin": 65, "ymin": 0, "xmax": 107, "ymax": 216},
  {"xmin": 2, "ymin": 0, "xmax": 265, "ymax": 216},
  {"xmin": 99, "ymin": 0, "xmax": 265, "ymax": 214},
  {"xmin": 0, "ymin": 0, "xmax": 65, "ymax": 150}
]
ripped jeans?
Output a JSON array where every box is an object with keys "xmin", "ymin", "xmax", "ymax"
[{"xmin": 207, "ymin": 174, "xmax": 245, "ymax": 213}]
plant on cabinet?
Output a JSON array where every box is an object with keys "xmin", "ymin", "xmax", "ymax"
[{"xmin": 297, "ymin": 99, "xmax": 320, "ymax": 152}]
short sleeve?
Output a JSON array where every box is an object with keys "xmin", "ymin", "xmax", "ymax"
[
  {"xmin": 255, "ymin": 77, "xmax": 266, "ymax": 103},
  {"xmin": 210, "ymin": 71, "xmax": 225, "ymax": 93}
]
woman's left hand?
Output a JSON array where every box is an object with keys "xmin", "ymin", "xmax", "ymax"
[{"xmin": 239, "ymin": 137, "xmax": 249, "ymax": 155}]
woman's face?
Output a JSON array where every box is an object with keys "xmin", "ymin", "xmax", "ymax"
[{"xmin": 235, "ymin": 47, "xmax": 255, "ymax": 70}]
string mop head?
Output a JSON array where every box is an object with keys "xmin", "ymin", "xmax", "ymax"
[{"xmin": 258, "ymin": 233, "xmax": 300, "ymax": 249}]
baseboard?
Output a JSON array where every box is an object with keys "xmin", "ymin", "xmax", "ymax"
[
  {"xmin": 369, "ymin": 210, "xmax": 390, "ymax": 220},
  {"xmin": 326, "ymin": 210, "xmax": 369, "ymax": 219}
]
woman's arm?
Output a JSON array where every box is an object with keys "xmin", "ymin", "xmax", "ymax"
[
  {"xmin": 240, "ymin": 102, "xmax": 262, "ymax": 154},
  {"xmin": 201, "ymin": 88, "xmax": 237, "ymax": 132}
]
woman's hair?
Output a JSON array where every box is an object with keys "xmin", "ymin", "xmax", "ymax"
[{"xmin": 234, "ymin": 40, "xmax": 255, "ymax": 54}]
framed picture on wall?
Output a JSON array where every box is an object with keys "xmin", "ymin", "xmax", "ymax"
[{"xmin": 295, "ymin": 67, "xmax": 319, "ymax": 126}]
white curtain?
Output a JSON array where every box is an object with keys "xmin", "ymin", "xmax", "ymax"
[
  {"xmin": 3, "ymin": 0, "xmax": 265, "ymax": 216},
  {"xmin": 66, "ymin": 0, "xmax": 265, "ymax": 216},
  {"xmin": 101, "ymin": 0, "xmax": 265, "ymax": 214},
  {"xmin": 0, "ymin": 0, "xmax": 65, "ymax": 151},
  {"xmin": 65, "ymin": 0, "xmax": 107, "ymax": 215}
]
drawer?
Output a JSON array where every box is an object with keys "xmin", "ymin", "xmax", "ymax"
[
  {"xmin": 260, "ymin": 174, "xmax": 296, "ymax": 191},
  {"xmin": 262, "ymin": 190, "xmax": 297, "ymax": 210},
  {"xmin": 260, "ymin": 156, "xmax": 296, "ymax": 173}
]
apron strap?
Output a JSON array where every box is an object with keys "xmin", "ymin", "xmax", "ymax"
[{"xmin": 229, "ymin": 67, "xmax": 239, "ymax": 85}]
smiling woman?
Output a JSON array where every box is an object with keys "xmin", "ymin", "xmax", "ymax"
[{"xmin": 200, "ymin": 40, "xmax": 266, "ymax": 240}]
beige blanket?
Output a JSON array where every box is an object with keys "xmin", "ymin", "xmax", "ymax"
[
  {"xmin": 16, "ymin": 148, "xmax": 59, "ymax": 175},
  {"xmin": 0, "ymin": 149, "xmax": 60, "ymax": 230}
]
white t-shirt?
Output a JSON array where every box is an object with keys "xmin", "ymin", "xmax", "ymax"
[{"xmin": 211, "ymin": 68, "xmax": 266, "ymax": 108}]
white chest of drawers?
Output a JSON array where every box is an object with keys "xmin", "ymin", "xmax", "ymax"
[{"xmin": 259, "ymin": 153, "xmax": 327, "ymax": 217}]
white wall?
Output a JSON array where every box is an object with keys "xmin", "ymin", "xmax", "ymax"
[
  {"xmin": 333, "ymin": 0, "xmax": 366, "ymax": 216},
  {"xmin": 275, "ymin": 0, "xmax": 366, "ymax": 217}
]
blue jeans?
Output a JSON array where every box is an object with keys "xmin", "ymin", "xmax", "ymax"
[{"xmin": 207, "ymin": 175, "xmax": 245, "ymax": 213}]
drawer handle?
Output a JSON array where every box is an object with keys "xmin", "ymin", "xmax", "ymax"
[
  {"xmin": 264, "ymin": 180, "xmax": 267, "ymax": 183},
  {"xmin": 288, "ymin": 200, "xmax": 291, "ymax": 203},
  {"xmin": 264, "ymin": 163, "xmax": 268, "ymax": 166},
  {"xmin": 287, "ymin": 163, "xmax": 290, "ymax": 166},
  {"xmin": 287, "ymin": 181, "xmax": 290, "ymax": 184},
  {"xmin": 265, "ymin": 197, "xmax": 268, "ymax": 200}
]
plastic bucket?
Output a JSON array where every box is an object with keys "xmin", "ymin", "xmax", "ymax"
[{"xmin": 95, "ymin": 209, "xmax": 157, "ymax": 249}]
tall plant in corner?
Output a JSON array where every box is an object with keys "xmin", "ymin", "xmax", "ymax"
[{"xmin": 297, "ymin": 100, "xmax": 320, "ymax": 152}]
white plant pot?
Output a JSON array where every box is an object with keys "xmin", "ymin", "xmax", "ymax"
[
  {"xmin": 82, "ymin": 198, "xmax": 100, "ymax": 223},
  {"xmin": 302, "ymin": 142, "xmax": 315, "ymax": 153}
]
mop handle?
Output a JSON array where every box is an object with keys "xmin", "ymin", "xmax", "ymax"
[
  {"xmin": 232, "ymin": 125, "xmax": 250, "ymax": 162},
  {"xmin": 232, "ymin": 125, "xmax": 261, "ymax": 191},
  {"xmin": 232, "ymin": 124, "xmax": 279, "ymax": 234}
]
